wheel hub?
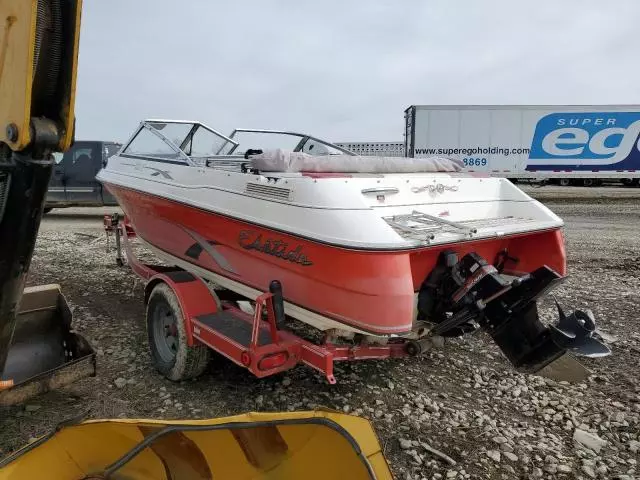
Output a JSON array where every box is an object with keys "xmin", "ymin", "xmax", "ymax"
[{"xmin": 153, "ymin": 303, "xmax": 178, "ymax": 363}]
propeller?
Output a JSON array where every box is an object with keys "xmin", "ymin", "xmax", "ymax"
[{"xmin": 549, "ymin": 301, "xmax": 611, "ymax": 358}]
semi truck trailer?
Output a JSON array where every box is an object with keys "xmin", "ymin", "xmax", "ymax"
[{"xmin": 404, "ymin": 105, "xmax": 640, "ymax": 186}]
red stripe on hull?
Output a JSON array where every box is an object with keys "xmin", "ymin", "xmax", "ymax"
[{"xmin": 106, "ymin": 185, "xmax": 566, "ymax": 335}]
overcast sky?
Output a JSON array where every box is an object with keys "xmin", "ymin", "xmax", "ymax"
[{"xmin": 74, "ymin": 1, "xmax": 640, "ymax": 143}]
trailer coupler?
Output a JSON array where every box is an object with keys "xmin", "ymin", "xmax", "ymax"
[{"xmin": 417, "ymin": 251, "xmax": 611, "ymax": 376}]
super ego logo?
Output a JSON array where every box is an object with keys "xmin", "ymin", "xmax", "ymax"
[{"xmin": 528, "ymin": 112, "xmax": 640, "ymax": 165}]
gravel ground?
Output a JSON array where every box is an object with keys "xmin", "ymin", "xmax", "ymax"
[{"xmin": 1, "ymin": 187, "xmax": 639, "ymax": 479}]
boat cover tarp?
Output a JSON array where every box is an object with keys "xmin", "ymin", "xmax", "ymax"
[{"xmin": 249, "ymin": 149, "xmax": 463, "ymax": 173}]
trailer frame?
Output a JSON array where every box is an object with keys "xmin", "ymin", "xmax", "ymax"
[{"xmin": 103, "ymin": 214, "xmax": 420, "ymax": 385}]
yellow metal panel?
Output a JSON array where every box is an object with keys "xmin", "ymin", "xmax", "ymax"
[
  {"xmin": 1, "ymin": 423, "xmax": 168, "ymax": 479},
  {"xmin": 0, "ymin": 436, "xmax": 85, "ymax": 479},
  {"xmin": 0, "ymin": 411, "xmax": 394, "ymax": 479},
  {"xmin": 0, "ymin": 0, "xmax": 37, "ymax": 149},
  {"xmin": 0, "ymin": 0, "xmax": 81, "ymax": 152},
  {"xmin": 58, "ymin": 0, "xmax": 82, "ymax": 151}
]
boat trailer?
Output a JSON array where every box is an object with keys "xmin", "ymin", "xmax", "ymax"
[
  {"xmin": 104, "ymin": 214, "xmax": 609, "ymax": 385},
  {"xmin": 104, "ymin": 214, "xmax": 419, "ymax": 385}
]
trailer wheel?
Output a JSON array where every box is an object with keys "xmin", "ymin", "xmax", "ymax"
[
  {"xmin": 558, "ymin": 178, "xmax": 571, "ymax": 187},
  {"xmin": 582, "ymin": 178, "xmax": 595, "ymax": 187},
  {"xmin": 146, "ymin": 283, "xmax": 210, "ymax": 381}
]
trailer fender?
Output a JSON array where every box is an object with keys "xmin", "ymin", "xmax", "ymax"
[{"xmin": 143, "ymin": 271, "xmax": 219, "ymax": 347}]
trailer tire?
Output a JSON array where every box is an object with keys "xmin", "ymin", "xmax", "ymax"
[
  {"xmin": 582, "ymin": 178, "xmax": 595, "ymax": 187},
  {"xmin": 558, "ymin": 178, "xmax": 571, "ymax": 187},
  {"xmin": 146, "ymin": 283, "xmax": 210, "ymax": 381}
]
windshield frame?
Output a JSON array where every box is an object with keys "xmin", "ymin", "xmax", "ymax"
[
  {"xmin": 119, "ymin": 120, "xmax": 353, "ymax": 164},
  {"xmin": 223, "ymin": 128, "xmax": 355, "ymax": 156},
  {"xmin": 121, "ymin": 120, "xmax": 239, "ymax": 165}
]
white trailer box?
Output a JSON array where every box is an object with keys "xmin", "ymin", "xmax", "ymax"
[{"xmin": 404, "ymin": 105, "xmax": 640, "ymax": 185}]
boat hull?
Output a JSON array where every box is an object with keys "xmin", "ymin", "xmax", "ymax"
[{"xmin": 105, "ymin": 184, "xmax": 566, "ymax": 336}]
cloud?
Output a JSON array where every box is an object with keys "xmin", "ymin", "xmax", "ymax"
[{"xmin": 74, "ymin": 0, "xmax": 640, "ymax": 144}]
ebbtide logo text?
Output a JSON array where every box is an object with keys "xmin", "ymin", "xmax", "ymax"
[{"xmin": 527, "ymin": 112, "xmax": 640, "ymax": 170}]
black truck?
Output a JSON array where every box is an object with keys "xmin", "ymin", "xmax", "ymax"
[{"xmin": 45, "ymin": 140, "xmax": 121, "ymax": 213}]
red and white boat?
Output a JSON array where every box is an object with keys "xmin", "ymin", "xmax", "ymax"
[{"xmin": 97, "ymin": 119, "xmax": 609, "ymax": 376}]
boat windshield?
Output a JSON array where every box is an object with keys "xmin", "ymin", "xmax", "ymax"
[
  {"xmin": 122, "ymin": 120, "xmax": 354, "ymax": 165},
  {"xmin": 223, "ymin": 129, "xmax": 355, "ymax": 157},
  {"xmin": 122, "ymin": 121, "xmax": 238, "ymax": 163},
  {"xmin": 148, "ymin": 121, "xmax": 235, "ymax": 158}
]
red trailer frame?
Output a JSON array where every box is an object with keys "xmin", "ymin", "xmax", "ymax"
[{"xmin": 104, "ymin": 214, "xmax": 423, "ymax": 384}]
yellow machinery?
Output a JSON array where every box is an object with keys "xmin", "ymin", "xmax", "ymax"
[
  {"xmin": 0, "ymin": 0, "xmax": 95, "ymax": 405},
  {"xmin": 0, "ymin": 410, "xmax": 393, "ymax": 479}
]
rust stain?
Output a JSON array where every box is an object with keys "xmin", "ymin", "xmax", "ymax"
[{"xmin": 0, "ymin": 16, "xmax": 17, "ymax": 82}]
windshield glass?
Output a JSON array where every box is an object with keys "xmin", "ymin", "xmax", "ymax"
[
  {"xmin": 130, "ymin": 122, "xmax": 234, "ymax": 159},
  {"xmin": 123, "ymin": 127, "xmax": 185, "ymax": 160},
  {"xmin": 183, "ymin": 125, "xmax": 231, "ymax": 157},
  {"xmin": 228, "ymin": 130, "xmax": 351, "ymax": 156},
  {"xmin": 146, "ymin": 122, "xmax": 194, "ymax": 149},
  {"xmin": 228, "ymin": 131, "xmax": 303, "ymax": 156}
]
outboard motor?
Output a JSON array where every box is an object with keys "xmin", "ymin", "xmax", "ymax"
[{"xmin": 417, "ymin": 250, "xmax": 610, "ymax": 374}]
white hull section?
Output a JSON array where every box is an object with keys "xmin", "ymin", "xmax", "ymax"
[{"xmin": 99, "ymin": 155, "xmax": 563, "ymax": 251}]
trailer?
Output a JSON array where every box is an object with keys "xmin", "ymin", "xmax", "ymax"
[
  {"xmin": 404, "ymin": 105, "xmax": 640, "ymax": 186},
  {"xmin": 103, "ymin": 214, "xmax": 441, "ymax": 385}
]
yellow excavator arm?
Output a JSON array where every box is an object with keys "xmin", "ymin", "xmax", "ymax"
[
  {"xmin": 0, "ymin": 0, "xmax": 81, "ymax": 152},
  {"xmin": 0, "ymin": 0, "xmax": 94, "ymax": 405}
]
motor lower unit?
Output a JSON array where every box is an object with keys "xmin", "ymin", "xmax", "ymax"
[{"xmin": 417, "ymin": 250, "xmax": 610, "ymax": 373}]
